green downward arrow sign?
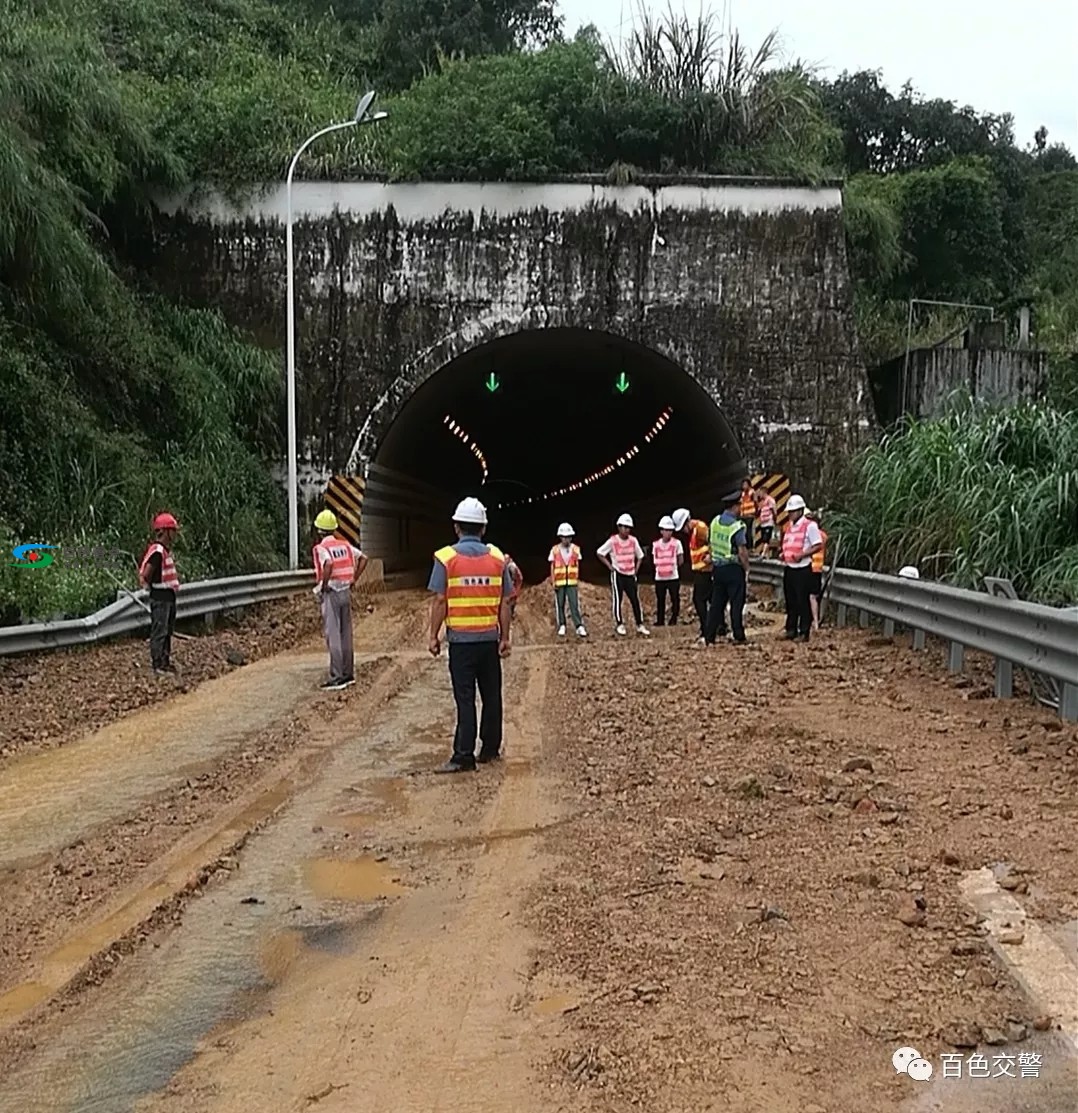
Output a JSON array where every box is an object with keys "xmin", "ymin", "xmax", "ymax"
[
  {"xmin": 615, "ymin": 371, "xmax": 630, "ymax": 393},
  {"xmin": 485, "ymin": 373, "xmax": 500, "ymax": 393}
]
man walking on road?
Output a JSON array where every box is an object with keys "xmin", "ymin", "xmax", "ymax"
[
  {"xmin": 672, "ymin": 507, "xmax": 712, "ymax": 639},
  {"xmin": 780, "ymin": 494, "xmax": 823, "ymax": 642},
  {"xmin": 597, "ymin": 513, "xmax": 649, "ymax": 636},
  {"xmin": 428, "ymin": 497, "xmax": 513, "ymax": 773},
  {"xmin": 138, "ymin": 511, "xmax": 181, "ymax": 677},
  {"xmin": 700, "ymin": 491, "xmax": 750, "ymax": 647},
  {"xmin": 312, "ymin": 510, "xmax": 367, "ymax": 690}
]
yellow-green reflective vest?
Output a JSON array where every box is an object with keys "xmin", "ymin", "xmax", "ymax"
[{"xmin": 709, "ymin": 516, "xmax": 743, "ymax": 564}]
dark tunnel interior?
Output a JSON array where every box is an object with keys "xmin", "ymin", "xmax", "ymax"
[{"xmin": 370, "ymin": 329, "xmax": 747, "ymax": 582}]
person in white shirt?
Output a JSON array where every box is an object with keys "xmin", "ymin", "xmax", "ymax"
[
  {"xmin": 650, "ymin": 515, "xmax": 684, "ymax": 626},
  {"xmin": 779, "ymin": 494, "xmax": 823, "ymax": 642},
  {"xmin": 596, "ymin": 512, "xmax": 649, "ymax": 636}
]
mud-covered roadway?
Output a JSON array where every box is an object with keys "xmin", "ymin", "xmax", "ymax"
[{"xmin": 0, "ymin": 582, "xmax": 1074, "ymax": 1113}]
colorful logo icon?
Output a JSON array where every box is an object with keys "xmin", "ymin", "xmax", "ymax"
[{"xmin": 10, "ymin": 543, "xmax": 56, "ymax": 569}]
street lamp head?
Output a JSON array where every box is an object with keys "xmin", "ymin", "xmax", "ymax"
[
  {"xmin": 368, "ymin": 110, "xmax": 389, "ymax": 122},
  {"xmin": 354, "ymin": 90, "xmax": 376, "ymax": 122}
]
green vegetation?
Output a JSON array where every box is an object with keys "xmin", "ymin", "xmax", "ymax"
[
  {"xmin": 2, "ymin": 0, "xmax": 1076, "ymax": 618},
  {"xmin": 830, "ymin": 399, "xmax": 1078, "ymax": 602}
]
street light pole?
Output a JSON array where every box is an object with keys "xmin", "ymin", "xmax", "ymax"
[{"xmin": 285, "ymin": 91, "xmax": 387, "ymax": 568}]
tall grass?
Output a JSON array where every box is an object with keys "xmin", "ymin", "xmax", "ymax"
[{"xmin": 829, "ymin": 396, "xmax": 1078, "ymax": 604}]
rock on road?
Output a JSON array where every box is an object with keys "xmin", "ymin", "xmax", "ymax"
[{"xmin": 0, "ymin": 583, "xmax": 1074, "ymax": 1113}]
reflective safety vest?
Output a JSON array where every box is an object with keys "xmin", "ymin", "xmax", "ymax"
[
  {"xmin": 811, "ymin": 528, "xmax": 828, "ymax": 573},
  {"xmin": 606, "ymin": 535, "xmax": 638, "ymax": 575},
  {"xmin": 549, "ymin": 543, "xmax": 581, "ymax": 587},
  {"xmin": 139, "ymin": 542, "xmax": 180, "ymax": 592},
  {"xmin": 687, "ymin": 520, "xmax": 712, "ymax": 572},
  {"xmin": 709, "ymin": 516, "xmax": 743, "ymax": 564},
  {"xmin": 312, "ymin": 536, "xmax": 357, "ymax": 587},
  {"xmin": 739, "ymin": 490, "xmax": 756, "ymax": 518},
  {"xmin": 652, "ymin": 537, "xmax": 680, "ymax": 580},
  {"xmin": 782, "ymin": 517, "xmax": 811, "ymax": 566},
  {"xmin": 758, "ymin": 495, "xmax": 777, "ymax": 527},
  {"xmin": 434, "ymin": 544, "xmax": 506, "ymax": 632},
  {"xmin": 505, "ymin": 554, "xmax": 524, "ymax": 600}
]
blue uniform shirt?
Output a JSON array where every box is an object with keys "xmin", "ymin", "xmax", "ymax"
[{"xmin": 428, "ymin": 535, "xmax": 514, "ymax": 643}]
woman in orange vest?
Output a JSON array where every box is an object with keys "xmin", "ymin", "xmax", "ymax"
[
  {"xmin": 738, "ymin": 479, "xmax": 757, "ymax": 552},
  {"xmin": 806, "ymin": 509, "xmax": 828, "ymax": 632},
  {"xmin": 672, "ymin": 508, "xmax": 712, "ymax": 639},
  {"xmin": 138, "ymin": 511, "xmax": 181, "ymax": 677},
  {"xmin": 548, "ymin": 522, "xmax": 586, "ymax": 637}
]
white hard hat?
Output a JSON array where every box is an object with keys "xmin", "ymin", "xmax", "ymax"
[
  {"xmin": 616, "ymin": 513, "xmax": 634, "ymax": 528},
  {"xmin": 898, "ymin": 565, "xmax": 920, "ymax": 579},
  {"xmin": 786, "ymin": 494, "xmax": 806, "ymax": 512},
  {"xmin": 671, "ymin": 508, "xmax": 690, "ymax": 531},
  {"xmin": 556, "ymin": 522, "xmax": 574, "ymax": 536},
  {"xmin": 452, "ymin": 496, "xmax": 488, "ymax": 525},
  {"xmin": 658, "ymin": 515, "xmax": 676, "ymax": 530}
]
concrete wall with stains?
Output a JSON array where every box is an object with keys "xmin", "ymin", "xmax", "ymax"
[{"xmin": 144, "ymin": 175, "xmax": 874, "ymax": 505}]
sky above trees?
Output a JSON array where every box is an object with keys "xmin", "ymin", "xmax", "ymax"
[{"xmin": 559, "ymin": 0, "xmax": 1078, "ymax": 156}]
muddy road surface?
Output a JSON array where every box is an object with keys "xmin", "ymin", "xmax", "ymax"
[{"xmin": 0, "ymin": 583, "xmax": 1074, "ymax": 1113}]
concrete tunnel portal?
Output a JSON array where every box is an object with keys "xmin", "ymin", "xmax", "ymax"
[{"xmin": 368, "ymin": 328, "xmax": 747, "ymax": 582}]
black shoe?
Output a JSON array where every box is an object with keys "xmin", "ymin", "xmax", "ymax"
[
  {"xmin": 477, "ymin": 750, "xmax": 501, "ymax": 764},
  {"xmin": 434, "ymin": 759, "xmax": 476, "ymax": 774},
  {"xmin": 321, "ymin": 678, "xmax": 348, "ymax": 691},
  {"xmin": 782, "ymin": 630, "xmax": 798, "ymax": 640},
  {"xmin": 733, "ymin": 637, "xmax": 748, "ymax": 644},
  {"xmin": 796, "ymin": 634, "xmax": 811, "ymax": 643},
  {"xmin": 341, "ymin": 676, "xmax": 356, "ymax": 687},
  {"xmin": 159, "ymin": 662, "xmax": 177, "ymax": 673}
]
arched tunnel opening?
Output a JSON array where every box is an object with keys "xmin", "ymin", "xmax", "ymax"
[{"xmin": 364, "ymin": 329, "xmax": 747, "ymax": 583}]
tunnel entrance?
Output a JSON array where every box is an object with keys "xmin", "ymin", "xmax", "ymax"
[{"xmin": 364, "ymin": 328, "xmax": 746, "ymax": 580}]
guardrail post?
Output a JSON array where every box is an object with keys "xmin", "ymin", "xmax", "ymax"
[
  {"xmin": 1061, "ymin": 683, "xmax": 1078, "ymax": 723},
  {"xmin": 836, "ymin": 604, "xmax": 848, "ymax": 627},
  {"xmin": 883, "ymin": 618, "xmax": 895, "ymax": 638},
  {"xmin": 912, "ymin": 628, "xmax": 926, "ymax": 651},
  {"xmin": 994, "ymin": 658, "xmax": 1014, "ymax": 700},
  {"xmin": 948, "ymin": 641, "xmax": 965, "ymax": 673},
  {"xmin": 859, "ymin": 609, "xmax": 870, "ymax": 628}
]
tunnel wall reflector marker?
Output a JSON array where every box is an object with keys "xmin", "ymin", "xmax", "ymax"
[
  {"xmin": 324, "ymin": 474, "xmax": 365, "ymax": 546},
  {"xmin": 443, "ymin": 415, "xmax": 489, "ymax": 482}
]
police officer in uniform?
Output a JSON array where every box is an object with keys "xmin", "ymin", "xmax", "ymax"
[
  {"xmin": 701, "ymin": 490, "xmax": 750, "ymax": 646},
  {"xmin": 428, "ymin": 497, "xmax": 514, "ymax": 773}
]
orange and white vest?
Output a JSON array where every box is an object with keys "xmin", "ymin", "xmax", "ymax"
[
  {"xmin": 811, "ymin": 528, "xmax": 828, "ymax": 573},
  {"xmin": 549, "ymin": 543, "xmax": 581, "ymax": 587},
  {"xmin": 433, "ymin": 544, "xmax": 506, "ymax": 633},
  {"xmin": 687, "ymin": 520, "xmax": 712, "ymax": 572},
  {"xmin": 739, "ymin": 490, "xmax": 756, "ymax": 518},
  {"xmin": 505, "ymin": 554, "xmax": 524, "ymax": 600},
  {"xmin": 758, "ymin": 496, "xmax": 777, "ymax": 527},
  {"xmin": 652, "ymin": 537, "xmax": 680, "ymax": 580},
  {"xmin": 139, "ymin": 542, "xmax": 180, "ymax": 592},
  {"xmin": 606, "ymin": 535, "xmax": 638, "ymax": 575},
  {"xmin": 782, "ymin": 517, "xmax": 812, "ymax": 566},
  {"xmin": 313, "ymin": 536, "xmax": 357, "ymax": 588}
]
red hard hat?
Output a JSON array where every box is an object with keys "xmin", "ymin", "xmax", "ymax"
[{"xmin": 152, "ymin": 512, "xmax": 179, "ymax": 530}]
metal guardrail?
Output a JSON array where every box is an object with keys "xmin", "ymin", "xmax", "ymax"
[
  {"xmin": 750, "ymin": 559, "xmax": 1078, "ymax": 722},
  {"xmin": 0, "ymin": 571, "xmax": 312, "ymax": 657}
]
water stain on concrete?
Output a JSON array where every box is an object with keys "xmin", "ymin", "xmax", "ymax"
[
  {"xmin": 302, "ymin": 857, "xmax": 405, "ymax": 902},
  {"xmin": 532, "ymin": 993, "xmax": 580, "ymax": 1017}
]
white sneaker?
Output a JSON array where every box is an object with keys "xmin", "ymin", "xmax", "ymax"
[
  {"xmin": 576, "ymin": 625, "xmax": 587, "ymax": 637},
  {"xmin": 557, "ymin": 625, "xmax": 566, "ymax": 637},
  {"xmin": 696, "ymin": 636, "xmax": 706, "ymax": 646},
  {"xmin": 637, "ymin": 625, "xmax": 650, "ymax": 636},
  {"xmin": 616, "ymin": 624, "xmax": 627, "ymax": 636}
]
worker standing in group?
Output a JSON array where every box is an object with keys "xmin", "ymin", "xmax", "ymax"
[
  {"xmin": 312, "ymin": 509, "xmax": 367, "ymax": 690},
  {"xmin": 138, "ymin": 511, "xmax": 181, "ymax": 677},
  {"xmin": 597, "ymin": 513, "xmax": 649, "ymax": 636},
  {"xmin": 738, "ymin": 478, "xmax": 757, "ymax": 552},
  {"xmin": 651, "ymin": 515, "xmax": 684, "ymax": 626},
  {"xmin": 503, "ymin": 552, "xmax": 524, "ymax": 617},
  {"xmin": 700, "ymin": 491, "xmax": 750, "ymax": 647},
  {"xmin": 672, "ymin": 508, "xmax": 712, "ymax": 640},
  {"xmin": 428, "ymin": 497, "xmax": 513, "ymax": 773},
  {"xmin": 755, "ymin": 487, "xmax": 778, "ymax": 557},
  {"xmin": 806, "ymin": 510, "xmax": 828, "ymax": 631},
  {"xmin": 549, "ymin": 523, "xmax": 586, "ymax": 637},
  {"xmin": 780, "ymin": 495, "xmax": 824, "ymax": 642}
]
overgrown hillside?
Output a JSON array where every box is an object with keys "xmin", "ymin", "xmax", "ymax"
[{"xmin": 2, "ymin": 0, "xmax": 1076, "ymax": 619}]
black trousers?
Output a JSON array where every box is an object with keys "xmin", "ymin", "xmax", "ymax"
[
  {"xmin": 149, "ymin": 593, "xmax": 176, "ymax": 669},
  {"xmin": 654, "ymin": 580, "xmax": 680, "ymax": 625},
  {"xmin": 448, "ymin": 640, "xmax": 503, "ymax": 766},
  {"xmin": 610, "ymin": 571, "xmax": 643, "ymax": 626},
  {"xmin": 704, "ymin": 562, "xmax": 746, "ymax": 643},
  {"xmin": 692, "ymin": 571, "xmax": 711, "ymax": 635},
  {"xmin": 783, "ymin": 564, "xmax": 814, "ymax": 639}
]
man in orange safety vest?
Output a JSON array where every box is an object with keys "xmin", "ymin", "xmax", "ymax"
[
  {"xmin": 138, "ymin": 511, "xmax": 181, "ymax": 677},
  {"xmin": 312, "ymin": 509, "xmax": 367, "ymax": 690}
]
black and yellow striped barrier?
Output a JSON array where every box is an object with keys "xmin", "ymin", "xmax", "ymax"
[
  {"xmin": 750, "ymin": 472, "xmax": 791, "ymax": 528},
  {"xmin": 324, "ymin": 474, "xmax": 365, "ymax": 547}
]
